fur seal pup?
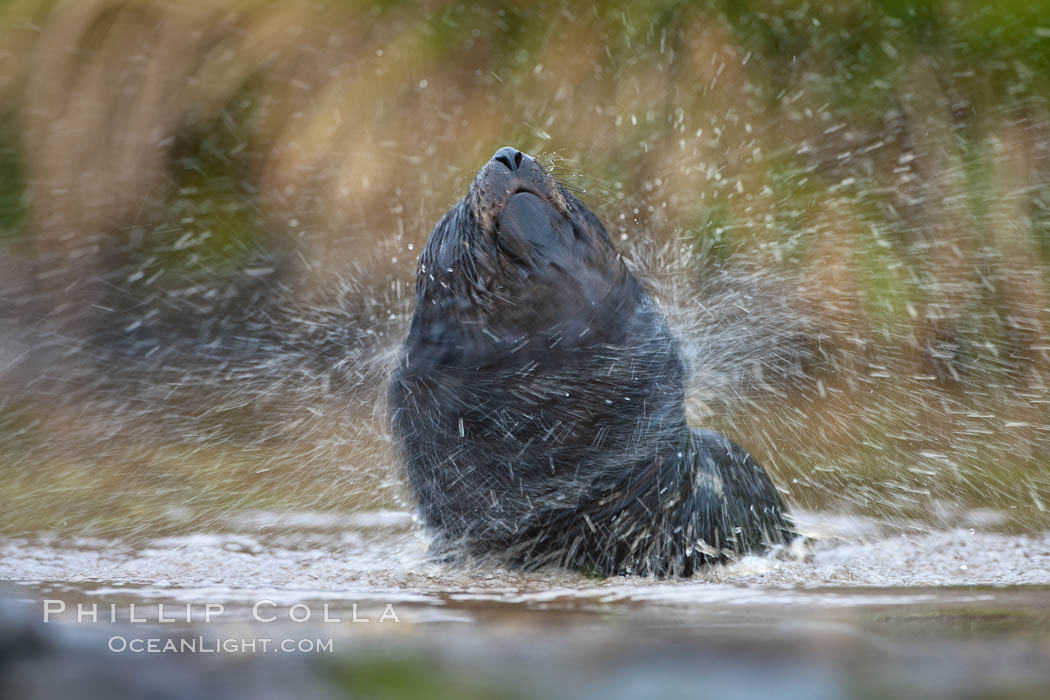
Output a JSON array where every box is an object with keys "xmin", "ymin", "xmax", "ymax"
[{"xmin": 389, "ymin": 147, "xmax": 794, "ymax": 576}]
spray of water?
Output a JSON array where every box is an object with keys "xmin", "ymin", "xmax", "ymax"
[{"xmin": 0, "ymin": 1, "xmax": 1048, "ymax": 579}]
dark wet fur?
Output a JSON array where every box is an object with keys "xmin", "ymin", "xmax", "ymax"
[{"xmin": 389, "ymin": 152, "xmax": 794, "ymax": 576}]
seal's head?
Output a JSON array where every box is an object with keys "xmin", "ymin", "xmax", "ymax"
[{"xmin": 413, "ymin": 148, "xmax": 634, "ymax": 352}]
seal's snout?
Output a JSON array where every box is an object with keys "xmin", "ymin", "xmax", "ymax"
[
  {"xmin": 471, "ymin": 146, "xmax": 565, "ymax": 231},
  {"xmin": 481, "ymin": 146, "xmax": 544, "ymax": 188},
  {"xmin": 491, "ymin": 146, "xmax": 525, "ymax": 172}
]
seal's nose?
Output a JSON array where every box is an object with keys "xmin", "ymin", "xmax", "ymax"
[{"xmin": 491, "ymin": 146, "xmax": 525, "ymax": 172}]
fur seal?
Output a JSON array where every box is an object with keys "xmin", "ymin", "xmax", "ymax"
[{"xmin": 389, "ymin": 147, "xmax": 794, "ymax": 576}]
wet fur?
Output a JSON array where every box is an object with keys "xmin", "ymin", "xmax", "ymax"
[{"xmin": 389, "ymin": 155, "xmax": 794, "ymax": 576}]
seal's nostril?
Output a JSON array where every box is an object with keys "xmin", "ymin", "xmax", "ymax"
[{"xmin": 491, "ymin": 146, "xmax": 524, "ymax": 172}]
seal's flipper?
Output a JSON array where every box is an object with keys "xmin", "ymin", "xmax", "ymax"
[{"xmin": 688, "ymin": 427, "xmax": 796, "ymax": 557}]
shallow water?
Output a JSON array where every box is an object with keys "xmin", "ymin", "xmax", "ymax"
[
  {"xmin": 5, "ymin": 509, "xmax": 1050, "ymax": 594},
  {"xmin": 3, "ymin": 509, "xmax": 1050, "ymax": 698}
]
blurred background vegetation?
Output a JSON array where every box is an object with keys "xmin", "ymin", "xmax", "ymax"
[{"xmin": 2, "ymin": 0, "xmax": 1050, "ymax": 537}]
